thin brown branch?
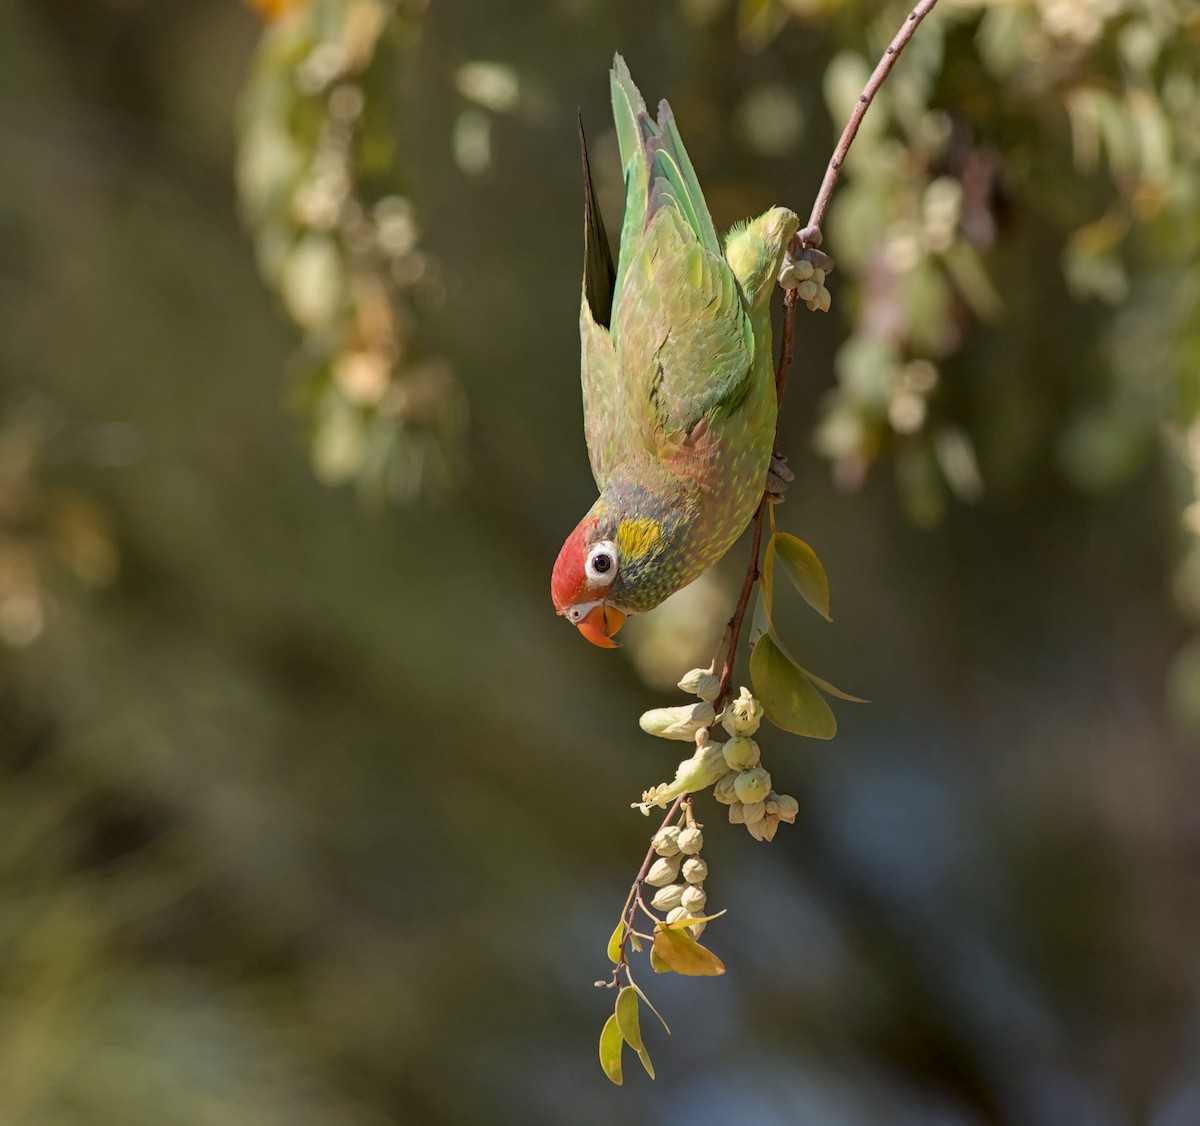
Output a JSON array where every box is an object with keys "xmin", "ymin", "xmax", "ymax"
[
  {"xmin": 606, "ymin": 0, "xmax": 938, "ymax": 987},
  {"xmin": 807, "ymin": 0, "xmax": 940, "ymax": 232}
]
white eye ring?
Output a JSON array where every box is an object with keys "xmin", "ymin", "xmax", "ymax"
[
  {"xmin": 585, "ymin": 540, "xmax": 618, "ymax": 586},
  {"xmin": 567, "ymin": 606, "xmax": 585, "ymax": 623}
]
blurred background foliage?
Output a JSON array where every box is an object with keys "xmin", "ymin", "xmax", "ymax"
[{"xmin": 2, "ymin": 0, "xmax": 1200, "ymax": 1122}]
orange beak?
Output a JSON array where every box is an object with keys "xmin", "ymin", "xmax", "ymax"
[{"xmin": 576, "ymin": 604, "xmax": 626, "ymax": 648}]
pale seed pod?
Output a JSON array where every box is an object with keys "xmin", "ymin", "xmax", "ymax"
[
  {"xmin": 796, "ymin": 279, "xmax": 818, "ymax": 302},
  {"xmin": 651, "ymin": 882, "xmax": 685, "ymax": 912},
  {"xmin": 792, "ymin": 258, "xmax": 815, "ymax": 282},
  {"xmin": 734, "ymin": 767, "xmax": 772, "ymax": 805},
  {"xmin": 646, "ymin": 855, "xmax": 682, "ymax": 887},
  {"xmin": 681, "ymin": 856, "xmax": 708, "ymax": 884},
  {"xmin": 651, "ymin": 827, "xmax": 681, "ymax": 857},
  {"xmin": 742, "ymin": 799, "xmax": 767, "ymax": 825},
  {"xmin": 777, "ymin": 264, "xmax": 799, "ymax": 290},
  {"xmin": 722, "ymin": 736, "xmax": 761, "ymax": 772},
  {"xmin": 759, "ymin": 815, "xmax": 781, "ymax": 842},
  {"xmin": 676, "ymin": 827, "xmax": 704, "ymax": 855},
  {"xmin": 816, "ymin": 285, "xmax": 831, "ymax": 313},
  {"xmin": 773, "ymin": 793, "xmax": 800, "ymax": 822},
  {"xmin": 728, "ymin": 801, "xmax": 746, "ymax": 824},
  {"xmin": 812, "ymin": 267, "xmax": 825, "ymax": 285},
  {"xmin": 681, "ymin": 883, "xmax": 707, "ymax": 912},
  {"xmin": 713, "ymin": 772, "xmax": 739, "ymax": 805},
  {"xmin": 722, "ymin": 687, "xmax": 764, "ymax": 737},
  {"xmin": 639, "ymin": 701, "xmax": 717, "ymax": 740},
  {"xmin": 666, "ymin": 906, "xmax": 689, "ymax": 926},
  {"xmin": 688, "ymin": 917, "xmax": 707, "ymax": 939},
  {"xmin": 677, "ymin": 667, "xmax": 720, "ymax": 702},
  {"xmin": 745, "ymin": 816, "xmax": 770, "ymax": 841}
]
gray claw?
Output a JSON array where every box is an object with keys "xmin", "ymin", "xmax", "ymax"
[{"xmin": 765, "ymin": 453, "xmax": 795, "ymax": 503}]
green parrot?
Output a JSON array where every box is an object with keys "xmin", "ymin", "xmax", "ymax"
[{"xmin": 551, "ymin": 55, "xmax": 798, "ymax": 647}]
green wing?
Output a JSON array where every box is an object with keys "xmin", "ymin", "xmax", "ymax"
[
  {"xmin": 578, "ymin": 117, "xmax": 620, "ymax": 488},
  {"xmin": 607, "ymin": 56, "xmax": 751, "ymax": 448},
  {"xmin": 617, "ymin": 206, "xmax": 754, "ymax": 447}
]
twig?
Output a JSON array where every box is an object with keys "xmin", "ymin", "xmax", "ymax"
[
  {"xmin": 609, "ymin": 795, "xmax": 685, "ymax": 986},
  {"xmin": 606, "ymin": 0, "xmax": 939, "ymax": 988},
  {"xmin": 807, "ymin": 0, "xmax": 940, "ymax": 232}
]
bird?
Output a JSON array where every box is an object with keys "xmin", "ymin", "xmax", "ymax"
[{"xmin": 551, "ymin": 55, "xmax": 799, "ymax": 648}]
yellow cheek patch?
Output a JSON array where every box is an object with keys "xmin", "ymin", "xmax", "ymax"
[{"xmin": 616, "ymin": 517, "xmax": 664, "ymax": 563}]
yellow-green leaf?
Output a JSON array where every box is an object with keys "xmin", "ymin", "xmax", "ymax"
[
  {"xmin": 801, "ymin": 665, "xmax": 868, "ymax": 704},
  {"xmin": 615, "ymin": 987, "xmax": 644, "ymax": 1052},
  {"xmin": 636, "ymin": 1046, "xmax": 656, "ymax": 1079},
  {"xmin": 660, "ymin": 909, "xmax": 727, "ymax": 930},
  {"xmin": 631, "ymin": 982, "xmax": 671, "ymax": 1034},
  {"xmin": 772, "ymin": 533, "xmax": 831, "ymax": 620},
  {"xmin": 750, "ymin": 633, "xmax": 836, "ymax": 739},
  {"xmin": 599, "ymin": 1013, "xmax": 623, "ymax": 1086},
  {"xmin": 649, "ymin": 945, "xmax": 672, "ymax": 974},
  {"xmin": 652, "ymin": 928, "xmax": 726, "ymax": 977},
  {"xmin": 607, "ymin": 918, "xmax": 625, "ymax": 964},
  {"xmin": 761, "ymin": 536, "xmax": 777, "ymax": 619}
]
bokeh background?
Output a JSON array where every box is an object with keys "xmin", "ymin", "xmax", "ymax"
[{"xmin": 3, "ymin": 0, "xmax": 1200, "ymax": 1122}]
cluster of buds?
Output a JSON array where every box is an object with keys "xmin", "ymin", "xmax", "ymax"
[
  {"xmin": 644, "ymin": 823, "xmax": 709, "ymax": 937},
  {"xmin": 779, "ymin": 237, "xmax": 834, "ymax": 313},
  {"xmin": 710, "ymin": 687, "xmax": 800, "ymax": 842},
  {"xmin": 636, "ymin": 672, "xmax": 800, "ymax": 843}
]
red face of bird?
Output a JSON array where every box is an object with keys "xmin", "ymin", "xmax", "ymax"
[{"xmin": 550, "ymin": 519, "xmax": 627, "ymax": 647}]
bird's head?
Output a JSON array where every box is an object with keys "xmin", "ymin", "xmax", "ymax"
[{"xmin": 551, "ymin": 511, "xmax": 671, "ymax": 647}]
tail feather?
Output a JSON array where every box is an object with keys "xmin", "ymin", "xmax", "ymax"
[{"xmin": 644, "ymin": 99, "xmax": 720, "ymax": 258}]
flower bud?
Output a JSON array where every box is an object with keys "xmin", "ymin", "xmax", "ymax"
[
  {"xmin": 635, "ymin": 741, "xmax": 729, "ymax": 810},
  {"xmin": 742, "ymin": 799, "xmax": 766, "ymax": 825},
  {"xmin": 645, "ymin": 855, "xmax": 681, "ymax": 887},
  {"xmin": 676, "ymin": 827, "xmax": 704, "ymax": 855},
  {"xmin": 746, "ymin": 814, "xmax": 776, "ymax": 841},
  {"xmin": 651, "ymin": 827, "xmax": 681, "ymax": 857},
  {"xmin": 728, "ymin": 801, "xmax": 746, "ymax": 824},
  {"xmin": 677, "ymin": 667, "xmax": 720, "ymax": 702},
  {"xmin": 734, "ymin": 767, "xmax": 772, "ymax": 805},
  {"xmin": 772, "ymin": 793, "xmax": 800, "ymax": 823},
  {"xmin": 639, "ymin": 702, "xmax": 717, "ymax": 741},
  {"xmin": 812, "ymin": 267, "xmax": 826, "ymax": 285},
  {"xmin": 651, "ymin": 882, "xmax": 685, "ymax": 912},
  {"xmin": 815, "ymin": 285, "xmax": 831, "ymax": 313},
  {"xmin": 666, "ymin": 906, "xmax": 689, "ymax": 926},
  {"xmin": 680, "ymin": 883, "xmax": 707, "ymax": 912},
  {"xmin": 796, "ymin": 279, "xmax": 818, "ymax": 302},
  {"xmin": 681, "ymin": 856, "xmax": 708, "ymax": 884},
  {"xmin": 722, "ymin": 687, "xmax": 765, "ymax": 737},
  {"xmin": 713, "ymin": 772, "xmax": 739, "ymax": 805},
  {"xmin": 722, "ymin": 736, "xmax": 760, "ymax": 771},
  {"xmin": 687, "ymin": 917, "xmax": 706, "ymax": 939}
]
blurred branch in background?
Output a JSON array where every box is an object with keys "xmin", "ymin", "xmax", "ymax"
[{"xmin": 238, "ymin": 0, "xmax": 466, "ymax": 504}]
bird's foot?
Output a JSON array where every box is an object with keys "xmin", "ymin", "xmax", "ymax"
[
  {"xmin": 778, "ymin": 225, "xmax": 834, "ymax": 312},
  {"xmin": 765, "ymin": 453, "xmax": 795, "ymax": 504}
]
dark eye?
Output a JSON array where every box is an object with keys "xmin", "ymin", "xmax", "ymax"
[{"xmin": 585, "ymin": 540, "xmax": 618, "ymax": 585}]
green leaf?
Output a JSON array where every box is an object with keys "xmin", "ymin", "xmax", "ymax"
[
  {"xmin": 801, "ymin": 665, "xmax": 868, "ymax": 704},
  {"xmin": 599, "ymin": 1013, "xmax": 624, "ymax": 1086},
  {"xmin": 631, "ymin": 982, "xmax": 671, "ymax": 1034},
  {"xmin": 772, "ymin": 533, "xmax": 832, "ymax": 620},
  {"xmin": 750, "ymin": 633, "xmax": 836, "ymax": 739},
  {"xmin": 649, "ymin": 945, "xmax": 672, "ymax": 974},
  {"xmin": 615, "ymin": 987, "xmax": 644, "ymax": 1052},
  {"xmin": 750, "ymin": 588, "xmax": 771, "ymax": 649},
  {"xmin": 636, "ymin": 1046, "xmax": 656, "ymax": 1079},
  {"xmin": 606, "ymin": 918, "xmax": 625, "ymax": 964},
  {"xmin": 651, "ymin": 928, "xmax": 726, "ymax": 977}
]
